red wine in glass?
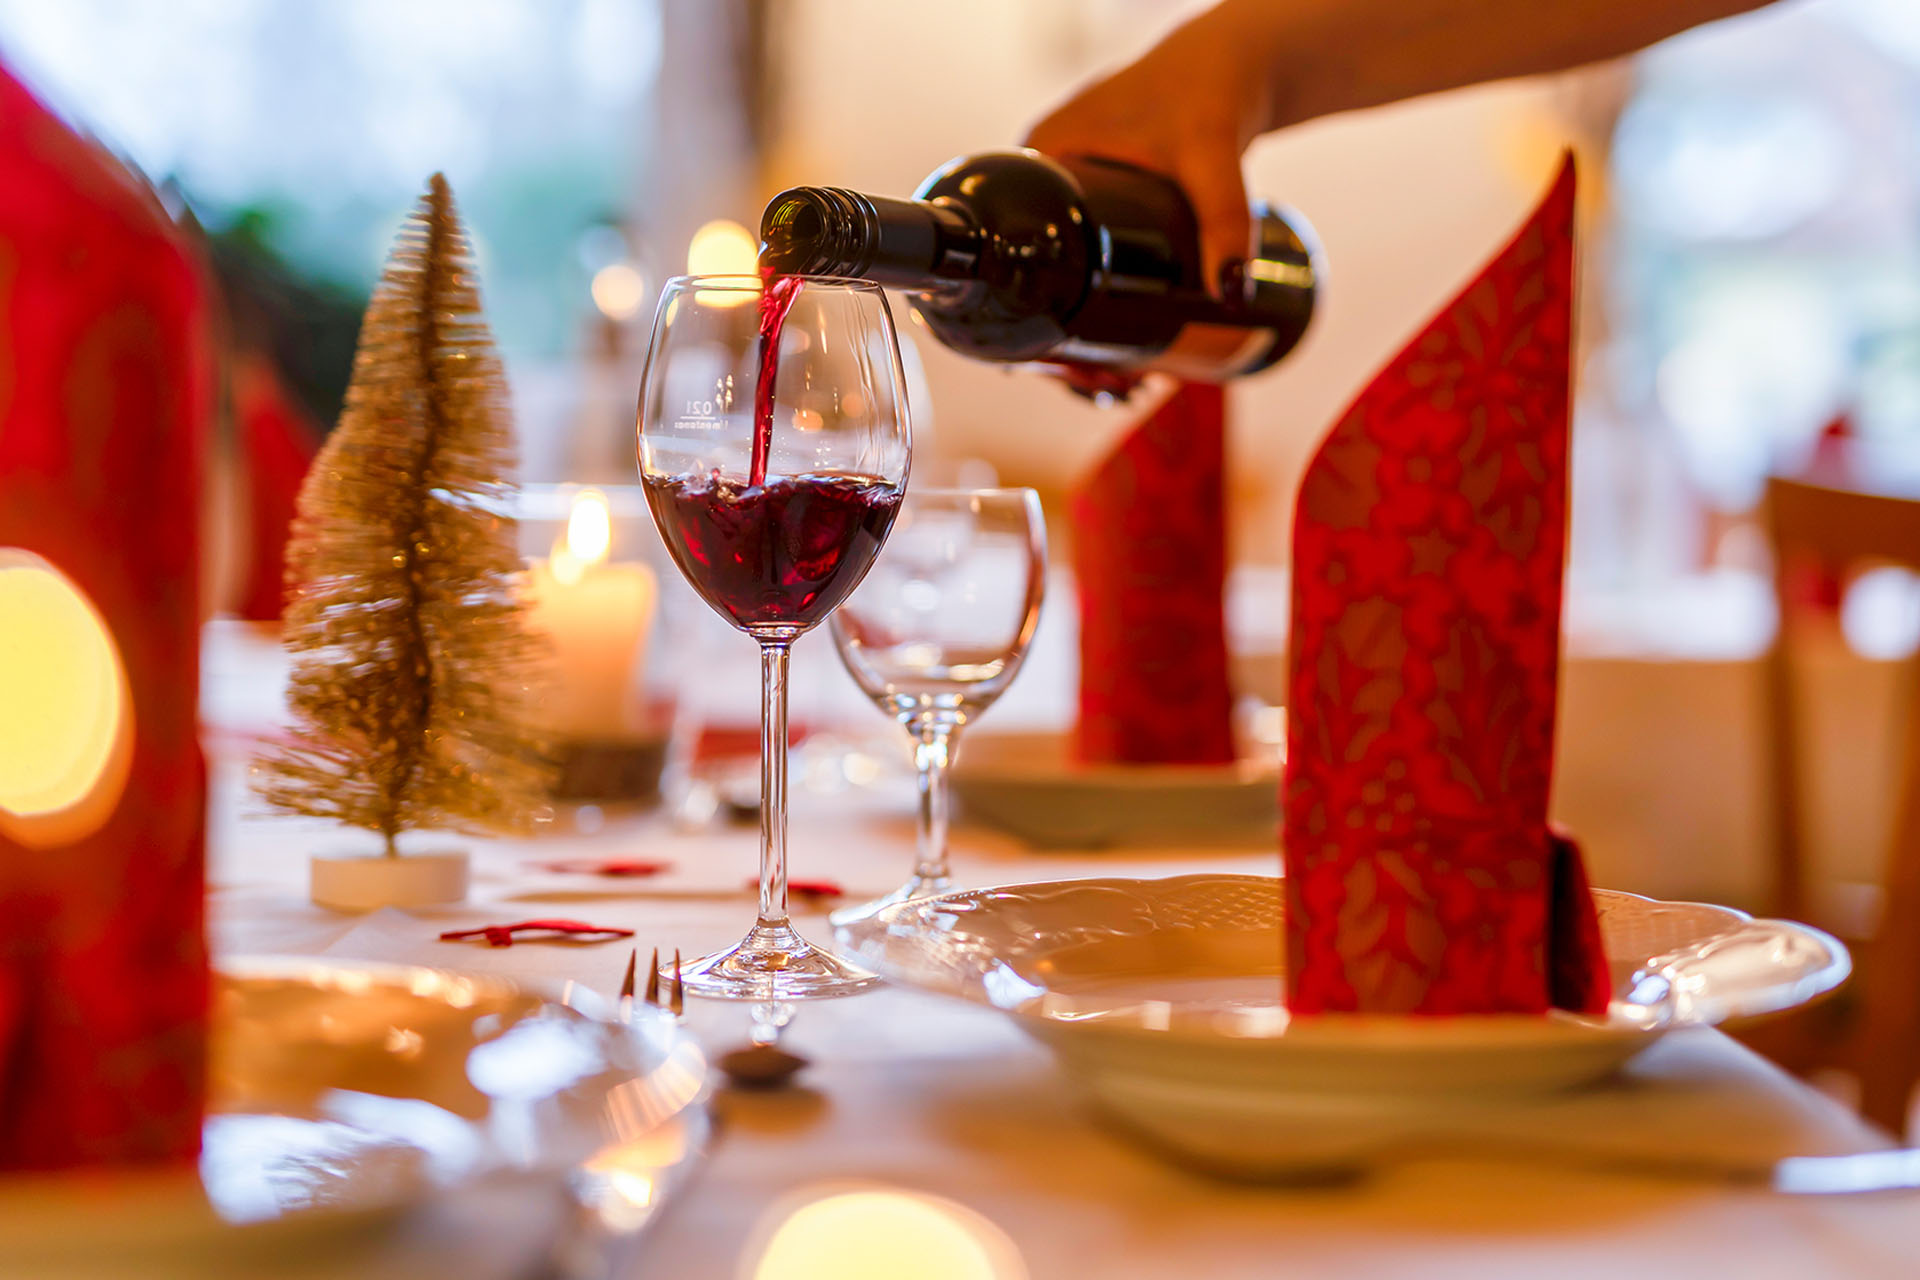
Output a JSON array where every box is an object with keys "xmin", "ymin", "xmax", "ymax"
[
  {"xmin": 644, "ymin": 471, "xmax": 902, "ymax": 633},
  {"xmin": 656, "ymin": 271, "xmax": 900, "ymax": 632}
]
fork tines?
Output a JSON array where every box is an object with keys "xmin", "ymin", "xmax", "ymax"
[
  {"xmin": 618, "ymin": 947, "xmax": 637, "ymax": 1024},
  {"xmin": 643, "ymin": 946, "xmax": 662, "ymax": 1008}
]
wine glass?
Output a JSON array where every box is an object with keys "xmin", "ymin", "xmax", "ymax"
[
  {"xmin": 637, "ymin": 274, "xmax": 910, "ymax": 999},
  {"xmin": 827, "ymin": 488, "xmax": 1046, "ymax": 927}
]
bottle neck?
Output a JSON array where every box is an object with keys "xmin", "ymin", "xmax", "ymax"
[{"xmin": 759, "ymin": 186, "xmax": 977, "ymax": 286}]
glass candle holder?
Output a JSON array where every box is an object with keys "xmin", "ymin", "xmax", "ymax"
[{"xmin": 516, "ymin": 483, "xmax": 676, "ymax": 804}]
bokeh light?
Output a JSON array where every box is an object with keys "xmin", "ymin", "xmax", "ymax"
[
  {"xmin": 591, "ymin": 262, "xmax": 647, "ymax": 320},
  {"xmin": 686, "ymin": 218, "xmax": 758, "ymax": 277},
  {"xmin": 0, "ymin": 550, "xmax": 131, "ymax": 845},
  {"xmin": 747, "ymin": 1186, "xmax": 1026, "ymax": 1280}
]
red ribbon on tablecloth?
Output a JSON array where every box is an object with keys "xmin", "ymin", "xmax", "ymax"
[
  {"xmin": 527, "ymin": 858, "xmax": 674, "ymax": 878},
  {"xmin": 439, "ymin": 919, "xmax": 637, "ymax": 948}
]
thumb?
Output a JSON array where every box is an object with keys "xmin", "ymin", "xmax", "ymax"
[{"xmin": 1179, "ymin": 142, "xmax": 1252, "ymax": 300}]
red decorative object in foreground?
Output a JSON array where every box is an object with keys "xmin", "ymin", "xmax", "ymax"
[
  {"xmin": 528, "ymin": 858, "xmax": 674, "ymax": 878},
  {"xmin": 0, "ymin": 67, "xmax": 212, "ymax": 1170},
  {"xmin": 439, "ymin": 919, "xmax": 637, "ymax": 948},
  {"xmin": 1071, "ymin": 380, "xmax": 1235, "ymax": 764},
  {"xmin": 1283, "ymin": 155, "xmax": 1610, "ymax": 1017}
]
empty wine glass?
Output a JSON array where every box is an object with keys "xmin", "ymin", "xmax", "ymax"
[
  {"xmin": 637, "ymin": 274, "xmax": 910, "ymax": 999},
  {"xmin": 827, "ymin": 488, "xmax": 1046, "ymax": 926}
]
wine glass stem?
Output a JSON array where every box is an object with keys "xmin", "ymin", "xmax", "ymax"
[
  {"xmin": 757, "ymin": 638, "xmax": 794, "ymax": 932},
  {"xmin": 911, "ymin": 720, "xmax": 957, "ymax": 887}
]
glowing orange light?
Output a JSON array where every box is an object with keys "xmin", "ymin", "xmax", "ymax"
[
  {"xmin": 0, "ymin": 550, "xmax": 132, "ymax": 846},
  {"xmin": 687, "ymin": 219, "xmax": 759, "ymax": 308},
  {"xmin": 749, "ymin": 1185, "xmax": 1027, "ymax": 1280}
]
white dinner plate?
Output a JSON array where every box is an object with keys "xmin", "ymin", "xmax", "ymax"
[
  {"xmin": 950, "ymin": 732, "xmax": 1278, "ymax": 848},
  {"xmin": 838, "ymin": 875, "xmax": 1849, "ymax": 1177},
  {"xmin": 0, "ymin": 958, "xmax": 710, "ymax": 1278}
]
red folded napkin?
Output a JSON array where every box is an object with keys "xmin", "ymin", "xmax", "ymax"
[
  {"xmin": 0, "ymin": 65, "xmax": 212, "ymax": 1168},
  {"xmin": 230, "ymin": 351, "xmax": 321, "ymax": 621},
  {"xmin": 1283, "ymin": 155, "xmax": 1610, "ymax": 1017},
  {"xmin": 439, "ymin": 919, "xmax": 636, "ymax": 948},
  {"xmin": 1071, "ymin": 380, "xmax": 1235, "ymax": 764}
]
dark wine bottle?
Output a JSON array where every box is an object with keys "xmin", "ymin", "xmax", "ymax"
[{"xmin": 758, "ymin": 149, "xmax": 1318, "ymax": 391}]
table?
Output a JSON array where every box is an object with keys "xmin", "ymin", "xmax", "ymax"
[{"xmin": 204, "ymin": 630, "xmax": 1920, "ymax": 1279}]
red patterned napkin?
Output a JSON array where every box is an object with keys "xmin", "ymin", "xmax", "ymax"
[
  {"xmin": 1283, "ymin": 156, "xmax": 1610, "ymax": 1016},
  {"xmin": 1071, "ymin": 381, "xmax": 1235, "ymax": 764},
  {"xmin": 0, "ymin": 66, "xmax": 212, "ymax": 1167}
]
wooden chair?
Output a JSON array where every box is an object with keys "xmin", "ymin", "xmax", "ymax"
[{"xmin": 1758, "ymin": 469, "xmax": 1920, "ymax": 1135}]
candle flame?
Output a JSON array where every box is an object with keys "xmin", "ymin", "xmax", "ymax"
[{"xmin": 553, "ymin": 489, "xmax": 613, "ymax": 585}]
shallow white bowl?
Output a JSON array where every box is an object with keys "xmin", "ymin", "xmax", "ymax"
[{"xmin": 839, "ymin": 875, "xmax": 1848, "ymax": 1176}]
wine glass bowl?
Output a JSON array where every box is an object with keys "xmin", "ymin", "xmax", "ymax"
[
  {"xmin": 829, "ymin": 488, "xmax": 1047, "ymax": 925},
  {"xmin": 638, "ymin": 274, "xmax": 910, "ymax": 999}
]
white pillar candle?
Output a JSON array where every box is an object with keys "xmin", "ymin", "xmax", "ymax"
[{"xmin": 520, "ymin": 490, "xmax": 657, "ymax": 740}]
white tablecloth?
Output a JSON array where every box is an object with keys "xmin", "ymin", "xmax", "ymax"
[{"xmin": 203, "ymin": 628, "xmax": 1920, "ymax": 1279}]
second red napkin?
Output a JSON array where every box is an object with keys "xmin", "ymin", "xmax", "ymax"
[
  {"xmin": 1283, "ymin": 156, "xmax": 1610, "ymax": 1017},
  {"xmin": 1071, "ymin": 380, "xmax": 1235, "ymax": 765}
]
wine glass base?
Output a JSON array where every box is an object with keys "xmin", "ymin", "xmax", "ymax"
[
  {"xmin": 827, "ymin": 875, "xmax": 954, "ymax": 931},
  {"xmin": 676, "ymin": 921, "xmax": 881, "ymax": 1000}
]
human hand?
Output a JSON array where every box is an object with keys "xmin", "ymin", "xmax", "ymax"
[{"xmin": 1024, "ymin": 2, "xmax": 1281, "ymax": 297}]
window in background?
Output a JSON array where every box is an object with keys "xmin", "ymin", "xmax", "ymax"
[
  {"xmin": 1606, "ymin": 0, "xmax": 1920, "ymax": 511},
  {"xmin": 0, "ymin": 0, "xmax": 661, "ymax": 364}
]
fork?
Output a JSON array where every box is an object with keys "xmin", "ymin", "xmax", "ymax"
[{"xmin": 619, "ymin": 946, "xmax": 682, "ymax": 1021}]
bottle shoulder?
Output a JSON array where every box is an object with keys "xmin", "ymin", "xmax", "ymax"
[{"xmin": 911, "ymin": 150, "xmax": 1094, "ymax": 360}]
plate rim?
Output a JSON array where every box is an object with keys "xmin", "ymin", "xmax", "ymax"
[{"xmin": 844, "ymin": 873, "xmax": 1852, "ymax": 1046}]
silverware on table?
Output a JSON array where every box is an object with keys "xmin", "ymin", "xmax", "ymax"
[
  {"xmin": 1772, "ymin": 1148, "xmax": 1920, "ymax": 1194},
  {"xmin": 1331, "ymin": 1136, "xmax": 1920, "ymax": 1194},
  {"xmin": 627, "ymin": 946, "xmax": 681, "ymax": 1021},
  {"xmin": 617, "ymin": 948, "xmax": 637, "ymax": 1024},
  {"xmin": 623, "ymin": 947, "xmax": 808, "ymax": 1088}
]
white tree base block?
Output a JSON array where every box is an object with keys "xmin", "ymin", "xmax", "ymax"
[{"xmin": 310, "ymin": 851, "xmax": 470, "ymax": 912}]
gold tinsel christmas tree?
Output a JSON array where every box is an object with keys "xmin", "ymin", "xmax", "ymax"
[{"xmin": 257, "ymin": 173, "xmax": 549, "ymax": 853}]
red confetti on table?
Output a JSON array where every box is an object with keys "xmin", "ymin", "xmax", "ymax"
[
  {"xmin": 439, "ymin": 919, "xmax": 636, "ymax": 948},
  {"xmin": 757, "ymin": 878, "xmax": 844, "ymax": 901},
  {"xmin": 1283, "ymin": 154, "xmax": 1610, "ymax": 1017},
  {"xmin": 0, "ymin": 65, "xmax": 213, "ymax": 1171},
  {"xmin": 1070, "ymin": 380, "xmax": 1235, "ymax": 765},
  {"xmin": 526, "ymin": 858, "xmax": 673, "ymax": 878}
]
